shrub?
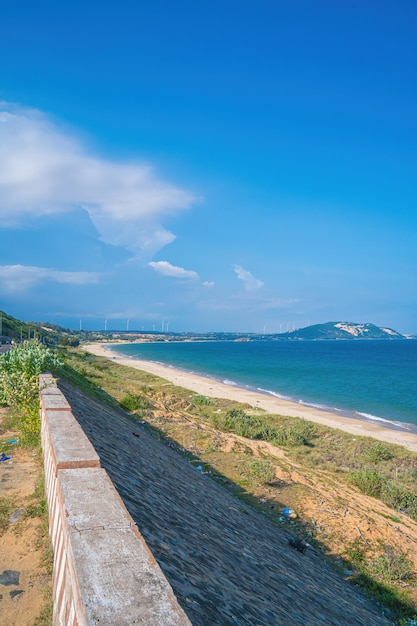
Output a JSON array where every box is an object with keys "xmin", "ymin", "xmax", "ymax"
[
  {"xmin": 272, "ymin": 421, "xmax": 315, "ymax": 447},
  {"xmin": 193, "ymin": 395, "xmax": 213, "ymax": 406},
  {"xmin": 381, "ymin": 482, "xmax": 417, "ymax": 521},
  {"xmin": 243, "ymin": 458, "xmax": 276, "ymax": 485},
  {"xmin": 348, "ymin": 468, "xmax": 386, "ymax": 498},
  {"xmin": 365, "ymin": 442, "xmax": 394, "ymax": 464},
  {"xmin": 119, "ymin": 393, "xmax": 151, "ymax": 411},
  {"xmin": 0, "ymin": 341, "xmax": 62, "ymax": 435},
  {"xmin": 369, "ymin": 546, "xmax": 415, "ymax": 583},
  {"xmin": 209, "ymin": 408, "xmax": 248, "ymax": 433},
  {"xmin": 209, "ymin": 409, "xmax": 313, "ymax": 447}
]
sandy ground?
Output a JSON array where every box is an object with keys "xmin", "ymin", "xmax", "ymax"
[
  {"xmin": 0, "ymin": 412, "xmax": 51, "ymax": 625},
  {"xmin": 84, "ymin": 342, "xmax": 417, "ymax": 453}
]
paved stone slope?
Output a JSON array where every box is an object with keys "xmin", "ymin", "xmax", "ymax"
[{"xmin": 59, "ymin": 380, "xmax": 390, "ymax": 626}]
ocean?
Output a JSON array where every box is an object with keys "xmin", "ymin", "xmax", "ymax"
[{"xmin": 109, "ymin": 340, "xmax": 417, "ymax": 432}]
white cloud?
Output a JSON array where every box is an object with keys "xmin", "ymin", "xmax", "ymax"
[
  {"xmin": 0, "ymin": 264, "xmax": 100, "ymax": 293},
  {"xmin": 233, "ymin": 264, "xmax": 264, "ymax": 291},
  {"xmin": 202, "ymin": 281, "xmax": 215, "ymax": 287},
  {"xmin": 0, "ymin": 102, "xmax": 195, "ymax": 257},
  {"xmin": 148, "ymin": 261, "xmax": 199, "ymax": 279}
]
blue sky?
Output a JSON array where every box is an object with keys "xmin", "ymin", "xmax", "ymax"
[{"xmin": 1, "ymin": 0, "xmax": 416, "ymax": 333}]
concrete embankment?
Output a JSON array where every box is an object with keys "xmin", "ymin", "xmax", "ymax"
[
  {"xmin": 40, "ymin": 374, "xmax": 191, "ymax": 626},
  {"xmin": 48, "ymin": 376, "xmax": 390, "ymax": 626}
]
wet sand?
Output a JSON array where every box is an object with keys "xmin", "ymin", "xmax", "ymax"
[{"xmin": 83, "ymin": 342, "xmax": 417, "ymax": 453}]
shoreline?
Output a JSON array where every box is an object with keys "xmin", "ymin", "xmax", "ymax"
[{"xmin": 83, "ymin": 342, "xmax": 417, "ymax": 453}]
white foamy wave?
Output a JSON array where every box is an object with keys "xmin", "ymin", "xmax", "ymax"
[
  {"xmin": 223, "ymin": 379, "xmax": 238, "ymax": 386},
  {"xmin": 257, "ymin": 388, "xmax": 292, "ymax": 401},
  {"xmin": 356, "ymin": 412, "xmax": 414, "ymax": 431},
  {"xmin": 299, "ymin": 399, "xmax": 330, "ymax": 411}
]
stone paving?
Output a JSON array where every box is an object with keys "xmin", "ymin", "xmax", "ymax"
[{"xmin": 58, "ymin": 380, "xmax": 390, "ymax": 626}]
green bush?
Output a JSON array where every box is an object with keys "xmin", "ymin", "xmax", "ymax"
[
  {"xmin": 209, "ymin": 408, "xmax": 248, "ymax": 433},
  {"xmin": 364, "ymin": 442, "xmax": 394, "ymax": 464},
  {"xmin": 243, "ymin": 458, "xmax": 276, "ymax": 485},
  {"xmin": 369, "ymin": 546, "xmax": 414, "ymax": 583},
  {"xmin": 0, "ymin": 341, "xmax": 62, "ymax": 435},
  {"xmin": 209, "ymin": 409, "xmax": 313, "ymax": 447},
  {"xmin": 381, "ymin": 482, "xmax": 417, "ymax": 521},
  {"xmin": 193, "ymin": 394, "xmax": 213, "ymax": 406},
  {"xmin": 119, "ymin": 393, "xmax": 151, "ymax": 411},
  {"xmin": 272, "ymin": 421, "xmax": 315, "ymax": 447},
  {"xmin": 348, "ymin": 468, "xmax": 387, "ymax": 498}
]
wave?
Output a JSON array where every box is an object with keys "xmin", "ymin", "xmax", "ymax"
[
  {"xmin": 256, "ymin": 387, "xmax": 417, "ymax": 433},
  {"xmin": 299, "ymin": 399, "xmax": 336, "ymax": 411},
  {"xmin": 356, "ymin": 412, "xmax": 415, "ymax": 432},
  {"xmin": 223, "ymin": 379, "xmax": 238, "ymax": 386},
  {"xmin": 258, "ymin": 387, "xmax": 338, "ymax": 413},
  {"xmin": 257, "ymin": 387, "xmax": 292, "ymax": 401}
]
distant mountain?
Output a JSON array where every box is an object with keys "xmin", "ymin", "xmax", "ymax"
[{"xmin": 279, "ymin": 321, "xmax": 405, "ymax": 341}]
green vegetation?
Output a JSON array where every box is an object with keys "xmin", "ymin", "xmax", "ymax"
[
  {"xmin": 193, "ymin": 394, "xmax": 213, "ymax": 406},
  {"xmin": 209, "ymin": 407, "xmax": 315, "ymax": 446},
  {"xmin": 365, "ymin": 442, "xmax": 395, "ymax": 464},
  {"xmin": 0, "ymin": 341, "xmax": 62, "ymax": 439},
  {"xmin": 242, "ymin": 458, "xmax": 276, "ymax": 485},
  {"xmin": 0, "ymin": 339, "xmax": 62, "ymax": 623},
  {"xmin": 119, "ymin": 392, "xmax": 152, "ymax": 412},
  {"xmin": 349, "ymin": 469, "xmax": 417, "ymax": 521},
  {"xmin": 344, "ymin": 539, "xmax": 415, "ymax": 623},
  {"xmin": 0, "ymin": 496, "xmax": 13, "ymax": 534},
  {"xmin": 349, "ymin": 468, "xmax": 387, "ymax": 498},
  {"xmin": 0, "ymin": 309, "xmax": 69, "ymax": 344}
]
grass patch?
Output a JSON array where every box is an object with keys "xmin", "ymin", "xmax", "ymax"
[
  {"xmin": 209, "ymin": 407, "xmax": 315, "ymax": 447},
  {"xmin": 242, "ymin": 458, "xmax": 276, "ymax": 485},
  {"xmin": 193, "ymin": 394, "xmax": 213, "ymax": 406},
  {"xmin": 343, "ymin": 539, "xmax": 416, "ymax": 623},
  {"xmin": 369, "ymin": 546, "xmax": 415, "ymax": 584},
  {"xmin": 119, "ymin": 393, "xmax": 152, "ymax": 412},
  {"xmin": 0, "ymin": 496, "xmax": 13, "ymax": 535}
]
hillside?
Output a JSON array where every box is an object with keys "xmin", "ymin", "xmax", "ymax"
[
  {"xmin": 0, "ymin": 310, "xmax": 79, "ymax": 345},
  {"xmin": 58, "ymin": 376, "xmax": 393, "ymax": 625},
  {"xmin": 280, "ymin": 321, "xmax": 405, "ymax": 340}
]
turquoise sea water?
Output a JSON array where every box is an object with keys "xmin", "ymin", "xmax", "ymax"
[{"xmin": 109, "ymin": 340, "xmax": 417, "ymax": 432}]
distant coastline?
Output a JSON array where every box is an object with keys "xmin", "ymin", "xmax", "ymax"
[{"xmin": 83, "ymin": 342, "xmax": 417, "ymax": 454}]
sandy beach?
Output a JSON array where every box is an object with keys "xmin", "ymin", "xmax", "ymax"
[{"xmin": 83, "ymin": 342, "xmax": 417, "ymax": 453}]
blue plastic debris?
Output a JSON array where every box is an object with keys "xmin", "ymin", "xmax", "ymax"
[{"xmin": 282, "ymin": 507, "xmax": 297, "ymax": 519}]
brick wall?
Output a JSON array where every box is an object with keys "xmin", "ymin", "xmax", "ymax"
[{"xmin": 40, "ymin": 373, "xmax": 191, "ymax": 626}]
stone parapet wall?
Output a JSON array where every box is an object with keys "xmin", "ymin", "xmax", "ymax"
[{"xmin": 39, "ymin": 373, "xmax": 191, "ymax": 626}]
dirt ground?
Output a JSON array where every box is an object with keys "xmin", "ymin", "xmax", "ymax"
[
  {"xmin": 149, "ymin": 406, "xmax": 417, "ymax": 610},
  {"xmin": 0, "ymin": 410, "xmax": 52, "ymax": 626}
]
